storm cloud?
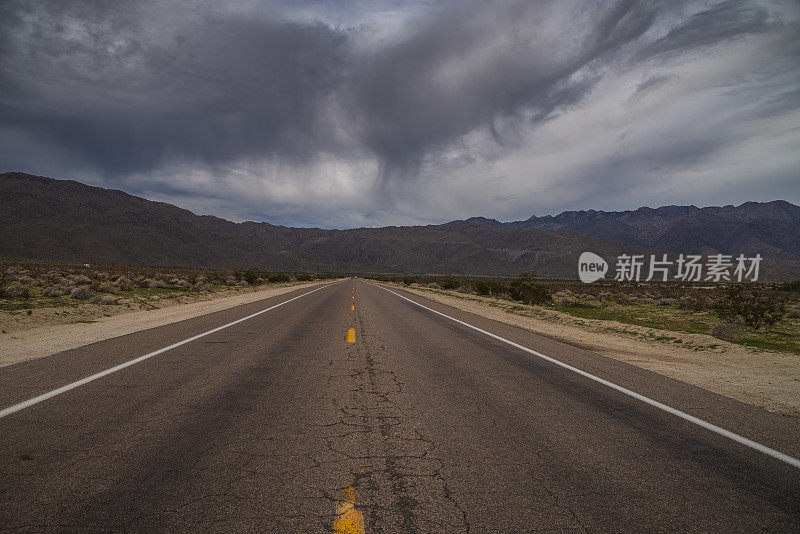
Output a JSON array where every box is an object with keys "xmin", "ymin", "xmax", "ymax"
[{"xmin": 1, "ymin": 0, "xmax": 798, "ymax": 227}]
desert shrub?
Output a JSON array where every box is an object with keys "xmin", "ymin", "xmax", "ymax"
[
  {"xmin": 713, "ymin": 287, "xmax": 786, "ymax": 330},
  {"xmin": 70, "ymin": 285, "xmax": 93, "ymax": 300},
  {"xmin": 72, "ymin": 274, "xmax": 92, "ymax": 285},
  {"xmin": 91, "ymin": 281, "xmax": 114, "ymax": 293},
  {"xmin": 42, "ymin": 286, "xmax": 65, "ymax": 297},
  {"xmin": 96, "ymin": 294, "xmax": 118, "ymax": 305},
  {"xmin": 777, "ymin": 281, "xmax": 800, "ymax": 292},
  {"xmin": 472, "ymin": 280, "xmax": 492, "ymax": 296},
  {"xmin": 657, "ymin": 298, "xmax": 677, "ymax": 306},
  {"xmin": 114, "ymin": 276, "xmax": 133, "ymax": 291},
  {"xmin": 17, "ymin": 275, "xmax": 35, "ymax": 285},
  {"xmin": 439, "ymin": 278, "xmax": 460, "ymax": 290},
  {"xmin": 237, "ymin": 280, "xmax": 250, "ymax": 287},
  {"xmin": 615, "ymin": 294, "xmax": 631, "ymax": 305},
  {"xmin": 239, "ymin": 269, "xmax": 262, "ymax": 284},
  {"xmin": 169, "ymin": 277, "xmax": 181, "ymax": 285},
  {"xmin": 5, "ymin": 284, "xmax": 32, "ymax": 298},
  {"xmin": 710, "ymin": 322, "xmax": 739, "ymax": 342},
  {"xmin": 552, "ymin": 295, "xmax": 573, "ymax": 306},
  {"xmin": 193, "ymin": 282, "xmax": 215, "ymax": 292},
  {"xmin": 787, "ymin": 308, "xmax": 800, "ymax": 319},
  {"xmin": 507, "ymin": 273, "xmax": 552, "ymax": 305},
  {"xmin": 427, "ymin": 282, "xmax": 441, "ymax": 289},
  {"xmin": 268, "ymin": 273, "xmax": 291, "ymax": 283},
  {"xmin": 224, "ymin": 276, "xmax": 238, "ymax": 286},
  {"xmin": 295, "ymin": 273, "xmax": 314, "ymax": 282},
  {"xmin": 641, "ymin": 297, "xmax": 656, "ymax": 305},
  {"xmin": 148, "ymin": 279, "xmax": 168, "ymax": 289}
]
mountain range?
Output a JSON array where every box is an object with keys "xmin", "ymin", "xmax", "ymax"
[{"xmin": 2, "ymin": 172, "xmax": 799, "ymax": 279}]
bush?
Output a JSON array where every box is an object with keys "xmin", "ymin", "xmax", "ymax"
[
  {"xmin": 239, "ymin": 269, "xmax": 262, "ymax": 284},
  {"xmin": 268, "ymin": 273, "xmax": 291, "ymax": 283},
  {"xmin": 657, "ymin": 298, "xmax": 677, "ymax": 306},
  {"xmin": 42, "ymin": 286, "xmax": 65, "ymax": 297},
  {"xmin": 148, "ymin": 279, "xmax": 168, "ymax": 289},
  {"xmin": 96, "ymin": 294, "xmax": 118, "ymax": 305},
  {"xmin": 787, "ymin": 308, "xmax": 800, "ymax": 319},
  {"xmin": 194, "ymin": 282, "xmax": 215, "ymax": 292},
  {"xmin": 6, "ymin": 284, "xmax": 33, "ymax": 299},
  {"xmin": 439, "ymin": 278, "xmax": 460, "ymax": 290},
  {"xmin": 91, "ymin": 281, "xmax": 114, "ymax": 293},
  {"xmin": 70, "ymin": 285, "xmax": 93, "ymax": 300},
  {"xmin": 472, "ymin": 280, "xmax": 492, "ymax": 296},
  {"xmin": 713, "ymin": 287, "xmax": 786, "ymax": 330},
  {"xmin": 295, "ymin": 273, "xmax": 314, "ymax": 282},
  {"xmin": 508, "ymin": 273, "xmax": 551, "ymax": 305},
  {"xmin": 114, "ymin": 276, "xmax": 133, "ymax": 291},
  {"xmin": 711, "ymin": 322, "xmax": 739, "ymax": 342}
]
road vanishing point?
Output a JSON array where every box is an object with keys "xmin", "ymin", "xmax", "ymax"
[{"xmin": 1, "ymin": 279, "xmax": 799, "ymax": 532}]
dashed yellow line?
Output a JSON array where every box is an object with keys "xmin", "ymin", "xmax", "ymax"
[
  {"xmin": 333, "ymin": 485, "xmax": 364, "ymax": 534},
  {"xmin": 351, "ymin": 305, "xmax": 355, "ymax": 311},
  {"xmin": 346, "ymin": 328, "xmax": 355, "ymax": 343}
]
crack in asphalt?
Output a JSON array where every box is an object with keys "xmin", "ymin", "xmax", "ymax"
[{"xmin": 313, "ymin": 305, "xmax": 471, "ymax": 533}]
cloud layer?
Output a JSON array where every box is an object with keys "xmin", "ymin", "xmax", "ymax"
[{"xmin": 1, "ymin": 0, "xmax": 798, "ymax": 227}]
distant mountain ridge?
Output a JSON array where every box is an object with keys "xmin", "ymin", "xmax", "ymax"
[
  {"xmin": 504, "ymin": 201, "xmax": 800, "ymax": 258},
  {"xmin": 2, "ymin": 172, "xmax": 799, "ymax": 279}
]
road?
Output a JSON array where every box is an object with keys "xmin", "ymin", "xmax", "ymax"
[{"xmin": 1, "ymin": 279, "xmax": 799, "ymax": 532}]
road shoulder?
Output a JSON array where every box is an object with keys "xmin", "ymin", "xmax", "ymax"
[{"xmin": 0, "ymin": 280, "xmax": 339, "ymax": 367}]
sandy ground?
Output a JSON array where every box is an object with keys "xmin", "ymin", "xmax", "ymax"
[
  {"xmin": 383, "ymin": 283, "xmax": 800, "ymax": 418},
  {"xmin": 0, "ymin": 280, "xmax": 338, "ymax": 368}
]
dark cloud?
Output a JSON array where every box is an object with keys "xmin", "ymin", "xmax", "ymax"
[
  {"xmin": 638, "ymin": 0, "xmax": 775, "ymax": 59},
  {"xmin": 0, "ymin": 0, "xmax": 798, "ymax": 227},
  {"xmin": 346, "ymin": 0, "xmax": 658, "ymax": 178},
  {"xmin": 0, "ymin": 0, "xmax": 346, "ymax": 175}
]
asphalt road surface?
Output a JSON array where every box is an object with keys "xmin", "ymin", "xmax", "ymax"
[{"xmin": 1, "ymin": 279, "xmax": 799, "ymax": 532}]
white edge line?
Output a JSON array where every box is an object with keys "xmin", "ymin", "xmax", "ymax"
[
  {"xmin": 369, "ymin": 282, "xmax": 800, "ymax": 470},
  {"xmin": 0, "ymin": 282, "xmax": 338, "ymax": 420}
]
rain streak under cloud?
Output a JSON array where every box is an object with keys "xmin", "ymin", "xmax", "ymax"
[{"xmin": 1, "ymin": 0, "xmax": 799, "ymax": 228}]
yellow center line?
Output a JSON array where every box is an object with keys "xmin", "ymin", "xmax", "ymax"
[
  {"xmin": 346, "ymin": 328, "xmax": 355, "ymax": 343},
  {"xmin": 332, "ymin": 485, "xmax": 364, "ymax": 534},
  {"xmin": 351, "ymin": 305, "xmax": 355, "ymax": 310}
]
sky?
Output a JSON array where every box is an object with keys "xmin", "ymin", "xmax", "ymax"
[{"xmin": 1, "ymin": 0, "xmax": 799, "ymax": 228}]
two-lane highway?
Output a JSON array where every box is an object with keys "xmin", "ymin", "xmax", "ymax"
[{"xmin": 1, "ymin": 279, "xmax": 799, "ymax": 532}]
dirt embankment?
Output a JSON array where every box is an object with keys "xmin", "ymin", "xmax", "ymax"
[
  {"xmin": 0, "ymin": 280, "xmax": 338, "ymax": 368},
  {"xmin": 382, "ymin": 283, "xmax": 800, "ymax": 418}
]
